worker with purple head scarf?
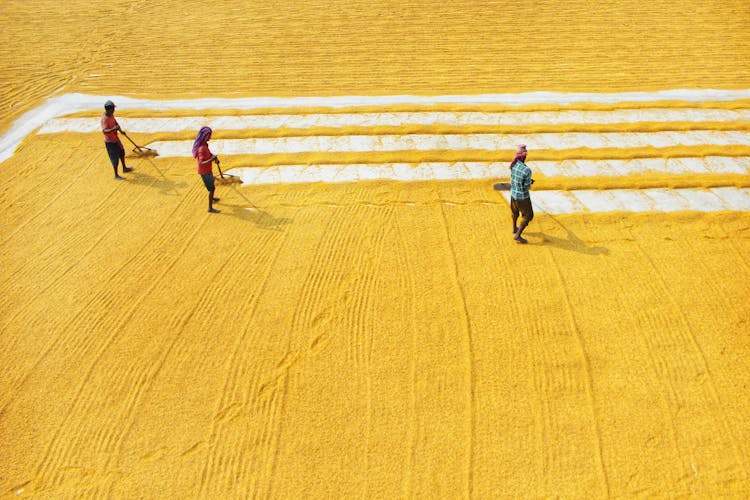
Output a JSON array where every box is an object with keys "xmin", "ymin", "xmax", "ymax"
[{"xmin": 193, "ymin": 126, "xmax": 221, "ymax": 213}]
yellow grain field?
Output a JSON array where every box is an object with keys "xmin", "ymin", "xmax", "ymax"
[{"xmin": 1, "ymin": 1, "xmax": 749, "ymax": 498}]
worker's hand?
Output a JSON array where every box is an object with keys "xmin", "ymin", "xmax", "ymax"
[{"xmin": 530, "ymin": 179, "xmax": 535, "ymax": 184}]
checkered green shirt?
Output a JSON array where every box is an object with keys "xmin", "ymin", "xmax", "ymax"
[{"xmin": 510, "ymin": 160, "xmax": 532, "ymax": 200}]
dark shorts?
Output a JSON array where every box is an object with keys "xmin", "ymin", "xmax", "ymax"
[
  {"xmin": 105, "ymin": 141, "xmax": 124, "ymax": 167},
  {"xmin": 201, "ymin": 173, "xmax": 216, "ymax": 191},
  {"xmin": 511, "ymin": 197, "xmax": 534, "ymax": 222}
]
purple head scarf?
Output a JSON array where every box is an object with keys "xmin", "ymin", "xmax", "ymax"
[{"xmin": 192, "ymin": 126, "xmax": 213, "ymax": 158}]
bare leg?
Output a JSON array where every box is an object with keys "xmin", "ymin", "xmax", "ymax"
[
  {"xmin": 119, "ymin": 146, "xmax": 132, "ymax": 172},
  {"xmin": 208, "ymin": 189, "xmax": 220, "ymax": 213},
  {"xmin": 514, "ymin": 219, "xmax": 529, "ymax": 244}
]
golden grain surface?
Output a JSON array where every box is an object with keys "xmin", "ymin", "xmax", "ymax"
[{"xmin": 1, "ymin": 1, "xmax": 749, "ymax": 497}]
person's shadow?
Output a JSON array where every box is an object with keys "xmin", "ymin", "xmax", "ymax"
[
  {"xmin": 221, "ymin": 186, "xmax": 292, "ymax": 230},
  {"xmin": 525, "ymin": 216, "xmax": 609, "ymax": 255},
  {"xmin": 126, "ymin": 157, "xmax": 188, "ymax": 196}
]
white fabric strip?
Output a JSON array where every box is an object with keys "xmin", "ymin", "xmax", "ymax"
[
  {"xmin": 533, "ymin": 157, "xmax": 750, "ymax": 176},
  {"xmin": 231, "ymin": 163, "xmax": 504, "ymax": 184},
  {"xmin": 497, "ymin": 188, "xmax": 750, "ymax": 214},
  {"xmin": 37, "ymin": 108, "xmax": 750, "ymax": 134},
  {"xmin": 4, "ymin": 90, "xmax": 750, "ymax": 164},
  {"xmin": 227, "ymin": 158, "xmax": 750, "ymax": 185},
  {"xmin": 148, "ymin": 131, "xmax": 750, "ymax": 157}
]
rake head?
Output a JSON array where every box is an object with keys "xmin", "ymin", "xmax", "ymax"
[
  {"xmin": 216, "ymin": 175, "xmax": 242, "ymax": 185},
  {"xmin": 131, "ymin": 146, "xmax": 158, "ymax": 157}
]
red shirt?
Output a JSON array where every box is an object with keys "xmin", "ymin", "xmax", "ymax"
[
  {"xmin": 101, "ymin": 114, "xmax": 120, "ymax": 143},
  {"xmin": 196, "ymin": 144, "xmax": 214, "ymax": 175}
]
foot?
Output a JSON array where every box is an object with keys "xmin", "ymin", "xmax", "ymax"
[
  {"xmin": 115, "ymin": 174, "xmax": 125, "ymax": 180},
  {"xmin": 208, "ymin": 208, "xmax": 221, "ymax": 213},
  {"xmin": 512, "ymin": 226, "xmax": 518, "ymax": 234},
  {"xmin": 514, "ymin": 234, "xmax": 528, "ymax": 244},
  {"xmin": 212, "ymin": 197, "xmax": 220, "ymax": 202},
  {"xmin": 122, "ymin": 166, "xmax": 133, "ymax": 173}
]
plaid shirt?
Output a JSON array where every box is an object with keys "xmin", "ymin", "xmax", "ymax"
[{"xmin": 510, "ymin": 160, "xmax": 532, "ymax": 200}]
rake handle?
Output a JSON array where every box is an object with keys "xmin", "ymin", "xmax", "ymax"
[
  {"xmin": 214, "ymin": 159, "xmax": 241, "ymax": 184},
  {"xmin": 215, "ymin": 159, "xmax": 226, "ymax": 178},
  {"xmin": 121, "ymin": 131, "xmax": 145, "ymax": 152}
]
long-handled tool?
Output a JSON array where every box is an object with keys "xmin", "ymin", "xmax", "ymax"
[
  {"xmin": 215, "ymin": 160, "xmax": 242, "ymax": 185},
  {"xmin": 121, "ymin": 130, "xmax": 158, "ymax": 157}
]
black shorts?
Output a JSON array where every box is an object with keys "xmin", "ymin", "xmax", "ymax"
[
  {"xmin": 105, "ymin": 141, "xmax": 124, "ymax": 167},
  {"xmin": 511, "ymin": 197, "xmax": 534, "ymax": 222},
  {"xmin": 201, "ymin": 173, "xmax": 216, "ymax": 191}
]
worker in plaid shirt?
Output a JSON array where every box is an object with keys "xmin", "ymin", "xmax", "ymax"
[{"xmin": 509, "ymin": 144, "xmax": 534, "ymax": 244}]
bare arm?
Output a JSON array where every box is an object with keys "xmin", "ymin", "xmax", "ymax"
[
  {"xmin": 102, "ymin": 119, "xmax": 121, "ymax": 134},
  {"xmin": 199, "ymin": 155, "xmax": 219, "ymax": 166},
  {"xmin": 102, "ymin": 124, "xmax": 120, "ymax": 134}
]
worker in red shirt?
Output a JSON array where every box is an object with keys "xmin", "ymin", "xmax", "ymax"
[
  {"xmin": 192, "ymin": 126, "xmax": 220, "ymax": 213},
  {"xmin": 100, "ymin": 100, "xmax": 132, "ymax": 179}
]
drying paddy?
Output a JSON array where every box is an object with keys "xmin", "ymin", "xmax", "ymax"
[{"xmin": 1, "ymin": 1, "xmax": 749, "ymax": 497}]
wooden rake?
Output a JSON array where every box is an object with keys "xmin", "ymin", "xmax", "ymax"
[
  {"xmin": 121, "ymin": 131, "xmax": 158, "ymax": 157},
  {"xmin": 215, "ymin": 161, "xmax": 242, "ymax": 185}
]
